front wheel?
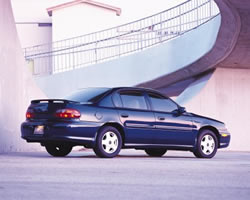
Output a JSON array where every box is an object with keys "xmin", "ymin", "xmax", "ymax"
[
  {"xmin": 45, "ymin": 143, "xmax": 72, "ymax": 157},
  {"xmin": 94, "ymin": 126, "xmax": 122, "ymax": 158},
  {"xmin": 145, "ymin": 149, "xmax": 167, "ymax": 157},
  {"xmin": 193, "ymin": 129, "xmax": 218, "ymax": 158}
]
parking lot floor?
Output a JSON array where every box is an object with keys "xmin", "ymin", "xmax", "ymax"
[{"xmin": 0, "ymin": 149, "xmax": 249, "ymax": 200}]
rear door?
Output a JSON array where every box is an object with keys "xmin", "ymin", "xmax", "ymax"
[
  {"xmin": 114, "ymin": 90, "xmax": 155, "ymax": 145},
  {"xmin": 147, "ymin": 93, "xmax": 195, "ymax": 146}
]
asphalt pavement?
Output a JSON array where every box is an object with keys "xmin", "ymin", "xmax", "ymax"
[{"xmin": 0, "ymin": 149, "xmax": 249, "ymax": 200}]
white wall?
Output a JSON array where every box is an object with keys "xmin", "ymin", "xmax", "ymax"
[
  {"xmin": 16, "ymin": 24, "xmax": 52, "ymax": 48},
  {"xmin": 0, "ymin": 0, "xmax": 46, "ymax": 153},
  {"xmin": 11, "ymin": 0, "xmax": 53, "ymax": 48},
  {"xmin": 182, "ymin": 68, "xmax": 250, "ymax": 151},
  {"xmin": 52, "ymin": 3, "xmax": 120, "ymax": 41},
  {"xmin": 35, "ymin": 15, "xmax": 221, "ymax": 98}
]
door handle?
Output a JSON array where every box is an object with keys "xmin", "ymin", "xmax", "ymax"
[
  {"xmin": 121, "ymin": 113, "xmax": 129, "ymax": 118},
  {"xmin": 158, "ymin": 116, "xmax": 165, "ymax": 121}
]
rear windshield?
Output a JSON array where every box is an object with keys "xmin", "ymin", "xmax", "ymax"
[{"xmin": 64, "ymin": 88, "xmax": 111, "ymax": 103}]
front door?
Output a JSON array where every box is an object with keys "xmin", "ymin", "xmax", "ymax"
[
  {"xmin": 147, "ymin": 93, "xmax": 196, "ymax": 146},
  {"xmin": 115, "ymin": 91, "xmax": 155, "ymax": 145}
]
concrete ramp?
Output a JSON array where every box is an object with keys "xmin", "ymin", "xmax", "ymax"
[
  {"xmin": 138, "ymin": 0, "xmax": 242, "ymax": 94},
  {"xmin": 0, "ymin": 0, "xmax": 45, "ymax": 153}
]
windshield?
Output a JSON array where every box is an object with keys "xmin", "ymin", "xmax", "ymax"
[{"xmin": 64, "ymin": 88, "xmax": 111, "ymax": 103}]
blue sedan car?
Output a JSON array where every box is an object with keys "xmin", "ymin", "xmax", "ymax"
[{"xmin": 21, "ymin": 87, "xmax": 230, "ymax": 158}]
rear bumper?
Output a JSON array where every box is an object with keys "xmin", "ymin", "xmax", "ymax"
[{"xmin": 21, "ymin": 120, "xmax": 103, "ymax": 147}]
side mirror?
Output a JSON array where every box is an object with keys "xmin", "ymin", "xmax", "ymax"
[
  {"xmin": 179, "ymin": 107, "xmax": 186, "ymax": 114},
  {"xmin": 172, "ymin": 107, "xmax": 186, "ymax": 116}
]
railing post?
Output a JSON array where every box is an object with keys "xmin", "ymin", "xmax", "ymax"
[
  {"xmin": 160, "ymin": 13, "xmax": 162, "ymax": 42},
  {"xmin": 179, "ymin": 5, "xmax": 182, "ymax": 34},
  {"xmin": 140, "ymin": 20, "xmax": 143, "ymax": 50},
  {"xmin": 210, "ymin": 0, "xmax": 212, "ymax": 17},
  {"xmin": 197, "ymin": 0, "xmax": 199, "ymax": 26},
  {"xmin": 95, "ymin": 42, "xmax": 98, "ymax": 63},
  {"xmin": 117, "ymin": 27, "xmax": 121, "ymax": 58}
]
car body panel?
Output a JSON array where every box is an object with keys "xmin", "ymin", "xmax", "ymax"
[
  {"xmin": 153, "ymin": 112, "xmax": 196, "ymax": 146},
  {"xmin": 117, "ymin": 108, "xmax": 155, "ymax": 144}
]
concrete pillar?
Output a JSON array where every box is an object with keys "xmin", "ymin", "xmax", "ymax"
[
  {"xmin": 184, "ymin": 68, "xmax": 250, "ymax": 151},
  {"xmin": 0, "ymin": 0, "xmax": 45, "ymax": 152}
]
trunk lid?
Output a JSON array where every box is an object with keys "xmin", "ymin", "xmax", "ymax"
[{"xmin": 27, "ymin": 99, "xmax": 78, "ymax": 120}]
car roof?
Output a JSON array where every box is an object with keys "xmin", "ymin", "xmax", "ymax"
[
  {"xmin": 77, "ymin": 87, "xmax": 163, "ymax": 95},
  {"xmin": 110, "ymin": 87, "xmax": 166, "ymax": 96}
]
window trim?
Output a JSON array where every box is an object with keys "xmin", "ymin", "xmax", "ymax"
[
  {"xmin": 146, "ymin": 92, "xmax": 179, "ymax": 113},
  {"xmin": 113, "ymin": 90, "xmax": 150, "ymax": 111},
  {"xmin": 111, "ymin": 92, "xmax": 123, "ymax": 108},
  {"xmin": 97, "ymin": 94, "xmax": 115, "ymax": 108}
]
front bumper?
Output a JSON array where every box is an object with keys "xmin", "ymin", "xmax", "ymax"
[
  {"xmin": 218, "ymin": 129, "xmax": 231, "ymax": 148},
  {"xmin": 21, "ymin": 120, "xmax": 103, "ymax": 147}
]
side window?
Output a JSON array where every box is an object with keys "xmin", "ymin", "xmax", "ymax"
[
  {"xmin": 98, "ymin": 95, "xmax": 114, "ymax": 107},
  {"xmin": 112, "ymin": 93, "xmax": 123, "ymax": 108},
  {"xmin": 120, "ymin": 92, "xmax": 147, "ymax": 110},
  {"xmin": 149, "ymin": 93, "xmax": 178, "ymax": 113}
]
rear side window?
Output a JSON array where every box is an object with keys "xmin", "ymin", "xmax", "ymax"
[
  {"xmin": 149, "ymin": 93, "xmax": 178, "ymax": 113},
  {"xmin": 112, "ymin": 93, "xmax": 123, "ymax": 108},
  {"xmin": 98, "ymin": 95, "xmax": 114, "ymax": 107},
  {"xmin": 120, "ymin": 92, "xmax": 147, "ymax": 110},
  {"xmin": 65, "ymin": 88, "xmax": 110, "ymax": 103}
]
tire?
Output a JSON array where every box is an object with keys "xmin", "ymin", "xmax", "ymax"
[
  {"xmin": 193, "ymin": 129, "xmax": 218, "ymax": 158},
  {"xmin": 145, "ymin": 149, "xmax": 167, "ymax": 157},
  {"xmin": 94, "ymin": 126, "xmax": 122, "ymax": 158},
  {"xmin": 45, "ymin": 143, "xmax": 72, "ymax": 157}
]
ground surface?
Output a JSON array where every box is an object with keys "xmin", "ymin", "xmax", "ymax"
[{"xmin": 0, "ymin": 149, "xmax": 249, "ymax": 200}]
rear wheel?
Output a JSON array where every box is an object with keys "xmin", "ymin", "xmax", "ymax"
[
  {"xmin": 94, "ymin": 126, "xmax": 122, "ymax": 158},
  {"xmin": 45, "ymin": 143, "xmax": 72, "ymax": 157},
  {"xmin": 145, "ymin": 149, "xmax": 167, "ymax": 157},
  {"xmin": 193, "ymin": 129, "xmax": 218, "ymax": 158}
]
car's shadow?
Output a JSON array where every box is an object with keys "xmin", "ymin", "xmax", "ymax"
[{"xmin": 8, "ymin": 151, "xmax": 195, "ymax": 159}]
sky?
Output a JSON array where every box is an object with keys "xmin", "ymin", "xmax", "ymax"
[{"xmin": 11, "ymin": 0, "xmax": 187, "ymax": 24}]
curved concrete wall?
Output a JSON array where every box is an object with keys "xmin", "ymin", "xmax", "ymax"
[
  {"xmin": 0, "ymin": 0, "xmax": 45, "ymax": 153},
  {"xmin": 138, "ymin": 0, "xmax": 240, "ymax": 93},
  {"xmin": 35, "ymin": 15, "xmax": 221, "ymax": 98}
]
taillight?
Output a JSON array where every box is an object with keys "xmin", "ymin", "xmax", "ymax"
[
  {"xmin": 26, "ymin": 110, "xmax": 34, "ymax": 119},
  {"xmin": 55, "ymin": 109, "xmax": 81, "ymax": 119}
]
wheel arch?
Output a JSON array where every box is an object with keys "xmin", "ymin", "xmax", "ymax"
[
  {"xmin": 97, "ymin": 122, "xmax": 125, "ymax": 146},
  {"xmin": 198, "ymin": 125, "xmax": 220, "ymax": 147}
]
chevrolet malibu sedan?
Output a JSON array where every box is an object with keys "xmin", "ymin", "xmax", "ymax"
[{"xmin": 21, "ymin": 87, "xmax": 230, "ymax": 158}]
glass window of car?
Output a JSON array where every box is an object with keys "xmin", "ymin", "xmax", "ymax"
[
  {"xmin": 120, "ymin": 92, "xmax": 148, "ymax": 110},
  {"xmin": 98, "ymin": 95, "xmax": 114, "ymax": 107},
  {"xmin": 112, "ymin": 93, "xmax": 123, "ymax": 108},
  {"xmin": 64, "ymin": 88, "xmax": 111, "ymax": 103},
  {"xmin": 148, "ymin": 93, "xmax": 178, "ymax": 113}
]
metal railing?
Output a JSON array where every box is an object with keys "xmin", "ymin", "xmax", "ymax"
[{"xmin": 24, "ymin": 0, "xmax": 220, "ymax": 75}]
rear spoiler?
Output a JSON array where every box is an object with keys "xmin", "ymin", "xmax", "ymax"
[{"xmin": 31, "ymin": 99, "xmax": 78, "ymax": 104}]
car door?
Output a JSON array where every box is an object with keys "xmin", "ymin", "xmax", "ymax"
[
  {"xmin": 113, "ymin": 90, "xmax": 155, "ymax": 145},
  {"xmin": 147, "ymin": 93, "xmax": 196, "ymax": 146}
]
